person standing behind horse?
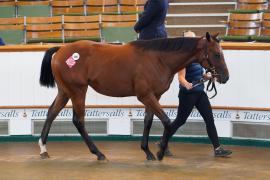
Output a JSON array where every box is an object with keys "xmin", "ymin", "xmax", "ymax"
[
  {"xmin": 166, "ymin": 31, "xmax": 232, "ymax": 157},
  {"xmin": 134, "ymin": 0, "xmax": 168, "ymax": 40}
]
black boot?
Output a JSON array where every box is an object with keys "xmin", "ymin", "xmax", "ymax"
[{"xmin": 214, "ymin": 147, "xmax": 232, "ymax": 157}]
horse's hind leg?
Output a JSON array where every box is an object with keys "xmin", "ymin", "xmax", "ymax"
[
  {"xmin": 71, "ymin": 89, "xmax": 106, "ymax": 161},
  {"xmin": 39, "ymin": 91, "xmax": 69, "ymax": 159},
  {"xmin": 141, "ymin": 107, "xmax": 156, "ymax": 160}
]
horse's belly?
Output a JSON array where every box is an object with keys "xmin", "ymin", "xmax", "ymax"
[{"xmin": 89, "ymin": 80, "xmax": 134, "ymax": 97}]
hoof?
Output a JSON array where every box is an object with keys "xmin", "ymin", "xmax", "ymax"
[
  {"xmin": 40, "ymin": 152, "xmax": 50, "ymax": 159},
  {"xmin": 97, "ymin": 154, "xmax": 108, "ymax": 161},
  {"xmin": 157, "ymin": 151, "xmax": 164, "ymax": 161},
  {"xmin": 146, "ymin": 153, "xmax": 156, "ymax": 161}
]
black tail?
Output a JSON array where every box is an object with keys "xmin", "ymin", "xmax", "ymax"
[{"xmin": 39, "ymin": 47, "xmax": 60, "ymax": 88}]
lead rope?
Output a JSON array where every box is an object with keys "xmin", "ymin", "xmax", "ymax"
[
  {"xmin": 206, "ymin": 78, "xmax": 217, "ymax": 99},
  {"xmin": 192, "ymin": 76, "xmax": 217, "ymax": 99}
]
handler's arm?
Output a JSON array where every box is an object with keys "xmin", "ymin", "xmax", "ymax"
[{"xmin": 178, "ymin": 68, "xmax": 193, "ymax": 90}]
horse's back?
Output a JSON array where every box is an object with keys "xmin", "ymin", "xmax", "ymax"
[
  {"xmin": 52, "ymin": 40, "xmax": 136, "ymax": 68},
  {"xmin": 51, "ymin": 40, "xmax": 141, "ymax": 97}
]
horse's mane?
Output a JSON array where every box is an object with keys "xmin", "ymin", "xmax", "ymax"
[{"xmin": 130, "ymin": 37, "xmax": 200, "ymax": 52}]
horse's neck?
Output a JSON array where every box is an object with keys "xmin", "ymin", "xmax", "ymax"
[{"xmin": 160, "ymin": 51, "xmax": 197, "ymax": 74}]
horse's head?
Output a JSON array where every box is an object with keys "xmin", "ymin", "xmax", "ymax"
[{"xmin": 196, "ymin": 32, "xmax": 229, "ymax": 84}]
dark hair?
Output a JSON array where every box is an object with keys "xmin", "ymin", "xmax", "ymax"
[{"xmin": 131, "ymin": 37, "xmax": 200, "ymax": 52}]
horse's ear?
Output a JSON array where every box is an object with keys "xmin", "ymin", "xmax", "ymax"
[
  {"xmin": 213, "ymin": 32, "xmax": 219, "ymax": 38},
  {"xmin": 212, "ymin": 32, "xmax": 220, "ymax": 42},
  {"xmin": 206, "ymin": 32, "xmax": 211, "ymax": 42}
]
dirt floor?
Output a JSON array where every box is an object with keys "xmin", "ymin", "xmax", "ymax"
[{"xmin": 0, "ymin": 141, "xmax": 269, "ymax": 180}]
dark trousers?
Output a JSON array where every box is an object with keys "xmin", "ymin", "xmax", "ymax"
[{"xmin": 169, "ymin": 91, "xmax": 220, "ymax": 149}]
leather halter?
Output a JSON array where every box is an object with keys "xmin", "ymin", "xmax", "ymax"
[
  {"xmin": 193, "ymin": 41, "xmax": 218, "ymax": 99},
  {"xmin": 202, "ymin": 41, "xmax": 218, "ymax": 77}
]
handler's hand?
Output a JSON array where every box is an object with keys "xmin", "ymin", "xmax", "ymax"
[{"xmin": 184, "ymin": 82, "xmax": 193, "ymax": 90}]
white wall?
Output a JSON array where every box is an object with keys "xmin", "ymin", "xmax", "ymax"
[
  {"xmin": 0, "ymin": 50, "xmax": 270, "ymax": 107},
  {"xmin": 0, "ymin": 49, "xmax": 270, "ymax": 137},
  {"xmin": 210, "ymin": 50, "xmax": 270, "ymax": 108}
]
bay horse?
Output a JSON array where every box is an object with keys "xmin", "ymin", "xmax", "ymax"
[{"xmin": 38, "ymin": 32, "xmax": 229, "ymax": 161}]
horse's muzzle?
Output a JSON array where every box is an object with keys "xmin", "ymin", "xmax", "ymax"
[{"xmin": 220, "ymin": 75, "xmax": 229, "ymax": 84}]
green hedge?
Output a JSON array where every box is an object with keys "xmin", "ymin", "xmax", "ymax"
[
  {"xmin": 252, "ymin": 36, "xmax": 270, "ymax": 42},
  {"xmin": 65, "ymin": 37, "xmax": 101, "ymax": 43},
  {"xmin": 228, "ymin": 9, "xmax": 261, "ymax": 14},
  {"xmin": 220, "ymin": 35, "xmax": 254, "ymax": 42},
  {"xmin": 27, "ymin": 38, "xmax": 63, "ymax": 44}
]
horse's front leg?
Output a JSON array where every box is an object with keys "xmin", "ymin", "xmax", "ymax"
[
  {"xmin": 157, "ymin": 126, "xmax": 172, "ymax": 161},
  {"xmin": 138, "ymin": 93, "xmax": 171, "ymax": 161},
  {"xmin": 141, "ymin": 107, "xmax": 156, "ymax": 160}
]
